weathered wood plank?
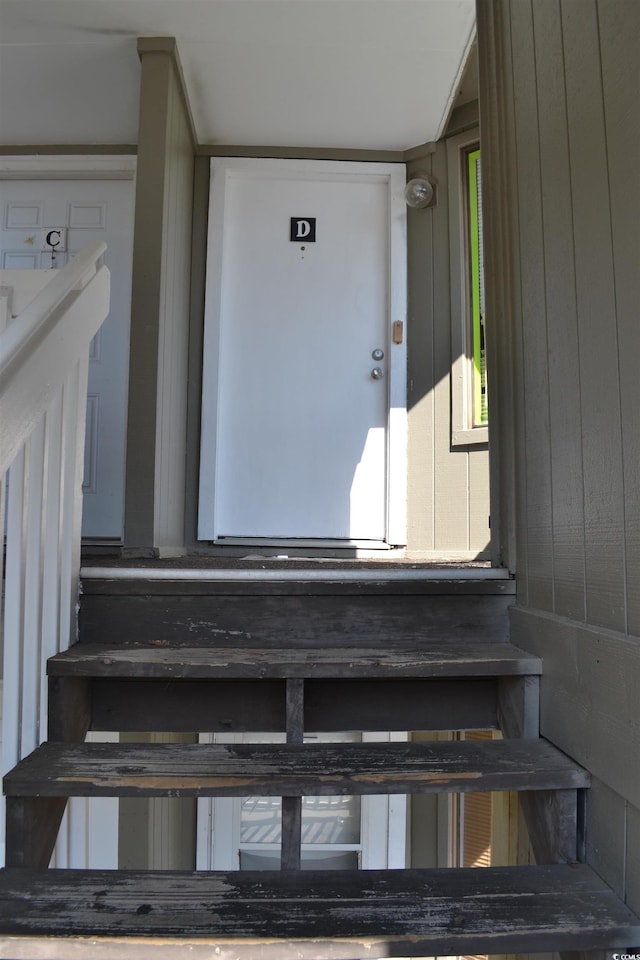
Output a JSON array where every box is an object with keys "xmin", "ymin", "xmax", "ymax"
[
  {"xmin": 281, "ymin": 796, "xmax": 302, "ymax": 872},
  {"xmin": 77, "ymin": 593, "xmax": 514, "ymax": 647},
  {"xmin": 48, "ymin": 641, "xmax": 542, "ymax": 679},
  {"xmin": 79, "ymin": 575, "xmax": 516, "ymax": 597},
  {"xmin": 497, "ymin": 675, "xmax": 539, "ymax": 739},
  {"xmin": 519, "ymin": 788, "xmax": 579, "ymax": 865},
  {"xmin": 86, "ymin": 677, "xmax": 499, "ymax": 734},
  {"xmin": 282, "ymin": 679, "xmax": 304, "ymax": 870},
  {"xmin": 4, "ymin": 739, "xmax": 590, "ymax": 799},
  {"xmin": 0, "ymin": 865, "xmax": 636, "ymax": 955},
  {"xmin": 88, "ymin": 678, "xmax": 286, "ymax": 733}
]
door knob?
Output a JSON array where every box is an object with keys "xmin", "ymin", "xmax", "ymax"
[{"xmin": 371, "ymin": 367, "xmax": 384, "ymax": 380}]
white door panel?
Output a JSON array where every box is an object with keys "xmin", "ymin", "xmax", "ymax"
[
  {"xmin": 0, "ymin": 178, "xmax": 134, "ymax": 539},
  {"xmin": 199, "ymin": 158, "xmax": 406, "ymax": 544}
]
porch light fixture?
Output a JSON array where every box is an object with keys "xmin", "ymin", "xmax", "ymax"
[{"xmin": 404, "ymin": 174, "xmax": 435, "ymax": 209}]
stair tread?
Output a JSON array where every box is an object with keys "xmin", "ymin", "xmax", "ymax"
[
  {"xmin": 47, "ymin": 640, "xmax": 542, "ymax": 679},
  {"xmin": 0, "ymin": 865, "xmax": 636, "ymax": 957},
  {"xmin": 5, "ymin": 738, "xmax": 590, "ymax": 797}
]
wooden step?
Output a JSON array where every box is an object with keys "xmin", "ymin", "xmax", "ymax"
[
  {"xmin": 0, "ymin": 865, "xmax": 636, "ymax": 958},
  {"xmin": 48, "ymin": 640, "xmax": 541, "ymax": 680},
  {"xmin": 78, "ymin": 586, "xmax": 514, "ymax": 647},
  {"xmin": 4, "ymin": 738, "xmax": 589, "ymax": 799}
]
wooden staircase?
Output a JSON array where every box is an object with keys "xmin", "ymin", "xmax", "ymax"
[{"xmin": 1, "ymin": 568, "xmax": 638, "ymax": 958}]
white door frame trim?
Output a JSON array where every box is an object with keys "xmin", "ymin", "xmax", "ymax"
[{"xmin": 198, "ymin": 156, "xmax": 407, "ymax": 547}]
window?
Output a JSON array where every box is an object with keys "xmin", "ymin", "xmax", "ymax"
[
  {"xmin": 196, "ymin": 731, "xmax": 408, "ymax": 871},
  {"xmin": 448, "ymin": 130, "xmax": 488, "ymax": 445},
  {"xmin": 467, "ymin": 148, "xmax": 487, "ymax": 428}
]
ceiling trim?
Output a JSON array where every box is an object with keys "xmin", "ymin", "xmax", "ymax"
[
  {"xmin": 0, "ymin": 155, "xmax": 137, "ymax": 179},
  {"xmin": 0, "ymin": 145, "xmax": 137, "ymax": 157},
  {"xmin": 197, "ymin": 144, "xmax": 406, "ymax": 163}
]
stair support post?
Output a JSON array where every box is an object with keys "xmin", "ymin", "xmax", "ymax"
[
  {"xmin": 5, "ymin": 797, "xmax": 68, "ymax": 868},
  {"xmin": 281, "ymin": 678, "xmax": 304, "ymax": 871}
]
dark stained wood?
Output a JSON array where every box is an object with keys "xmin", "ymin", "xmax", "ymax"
[
  {"xmin": 519, "ymin": 788, "xmax": 581, "ymax": 865},
  {"xmin": 46, "ymin": 677, "xmax": 91, "ymax": 743},
  {"xmin": 286, "ymin": 679, "xmax": 304, "ymax": 743},
  {"xmin": 85, "ymin": 677, "xmax": 499, "ymax": 734},
  {"xmin": 4, "ymin": 739, "xmax": 590, "ymax": 799},
  {"xmin": 88, "ymin": 678, "xmax": 286, "ymax": 733},
  {"xmin": 80, "ymin": 575, "xmax": 516, "ymax": 597},
  {"xmin": 5, "ymin": 798, "xmax": 68, "ymax": 868},
  {"xmin": 281, "ymin": 797, "xmax": 302, "ymax": 872},
  {"xmin": 497, "ymin": 669, "xmax": 581, "ymax": 865},
  {"xmin": 78, "ymin": 593, "xmax": 514, "ymax": 647},
  {"xmin": 497, "ymin": 674, "xmax": 540, "ymax": 739},
  {"xmin": 0, "ymin": 865, "xmax": 636, "ymax": 956},
  {"xmin": 48, "ymin": 641, "xmax": 542, "ymax": 679},
  {"xmin": 305, "ymin": 678, "xmax": 499, "ymax": 733},
  {"xmin": 282, "ymin": 679, "xmax": 304, "ymax": 869}
]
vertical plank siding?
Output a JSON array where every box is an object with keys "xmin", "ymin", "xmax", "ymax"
[
  {"xmin": 561, "ymin": 0, "xmax": 626, "ymax": 633},
  {"xmin": 597, "ymin": 0, "xmax": 640, "ymax": 638},
  {"xmin": 532, "ymin": 0, "xmax": 586, "ymax": 623},
  {"xmin": 406, "ymin": 138, "xmax": 490, "ymax": 559},
  {"xmin": 477, "ymin": 0, "xmax": 522, "ymax": 577},
  {"xmin": 478, "ymin": 0, "xmax": 640, "ymax": 915},
  {"xmin": 510, "ymin": 0, "xmax": 555, "ymax": 612}
]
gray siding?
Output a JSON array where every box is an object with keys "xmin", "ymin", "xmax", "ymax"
[
  {"xmin": 478, "ymin": 0, "xmax": 639, "ymax": 911},
  {"xmin": 125, "ymin": 38, "xmax": 195, "ymax": 553},
  {"xmin": 407, "ymin": 136, "xmax": 490, "ymax": 559}
]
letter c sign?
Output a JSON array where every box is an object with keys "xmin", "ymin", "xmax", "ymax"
[{"xmin": 290, "ymin": 217, "xmax": 316, "ymax": 242}]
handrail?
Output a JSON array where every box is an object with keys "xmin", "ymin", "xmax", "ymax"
[
  {"xmin": 0, "ymin": 242, "xmax": 108, "ymax": 475},
  {"xmin": 0, "ymin": 240, "xmax": 106, "ymax": 390},
  {"xmin": 0, "ymin": 242, "xmax": 111, "ymax": 867}
]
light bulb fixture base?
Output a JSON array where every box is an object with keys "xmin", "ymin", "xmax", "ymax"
[{"xmin": 404, "ymin": 174, "xmax": 436, "ymax": 209}]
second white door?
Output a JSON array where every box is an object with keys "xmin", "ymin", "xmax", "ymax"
[{"xmin": 199, "ymin": 158, "xmax": 406, "ymax": 545}]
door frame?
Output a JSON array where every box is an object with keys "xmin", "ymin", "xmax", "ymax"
[
  {"xmin": 198, "ymin": 157, "xmax": 407, "ymax": 547},
  {"xmin": 0, "ymin": 154, "xmax": 136, "ymax": 544}
]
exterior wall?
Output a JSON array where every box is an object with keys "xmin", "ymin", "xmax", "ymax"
[
  {"xmin": 124, "ymin": 38, "xmax": 195, "ymax": 554},
  {"xmin": 478, "ymin": 0, "xmax": 639, "ymax": 911},
  {"xmin": 406, "ymin": 131, "xmax": 491, "ymax": 560}
]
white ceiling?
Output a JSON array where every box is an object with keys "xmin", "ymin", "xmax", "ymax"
[{"xmin": 0, "ymin": 0, "xmax": 476, "ymax": 151}]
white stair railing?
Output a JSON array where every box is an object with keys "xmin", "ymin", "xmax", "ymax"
[{"xmin": 0, "ymin": 242, "xmax": 110, "ymax": 864}]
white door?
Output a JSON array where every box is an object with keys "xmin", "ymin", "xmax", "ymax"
[
  {"xmin": 0, "ymin": 175, "xmax": 134, "ymax": 540},
  {"xmin": 199, "ymin": 158, "xmax": 406, "ymax": 546}
]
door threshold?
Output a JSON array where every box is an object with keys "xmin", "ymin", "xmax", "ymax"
[
  {"xmin": 81, "ymin": 565, "xmax": 512, "ymax": 582},
  {"xmin": 213, "ymin": 537, "xmax": 397, "ymax": 551}
]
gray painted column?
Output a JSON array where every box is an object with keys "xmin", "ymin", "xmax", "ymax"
[{"xmin": 124, "ymin": 38, "xmax": 196, "ymax": 555}]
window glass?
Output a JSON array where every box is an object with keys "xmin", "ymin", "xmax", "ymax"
[{"xmin": 467, "ymin": 148, "xmax": 488, "ymax": 426}]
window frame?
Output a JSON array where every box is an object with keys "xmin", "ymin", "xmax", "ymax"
[{"xmin": 447, "ymin": 128, "xmax": 489, "ymax": 446}]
